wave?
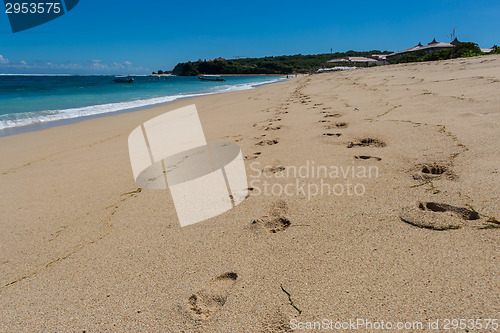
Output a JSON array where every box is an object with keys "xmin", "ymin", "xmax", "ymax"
[{"xmin": 0, "ymin": 77, "xmax": 285, "ymax": 130}]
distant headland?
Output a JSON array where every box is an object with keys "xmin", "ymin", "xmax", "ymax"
[{"xmin": 155, "ymin": 39, "xmax": 498, "ymax": 76}]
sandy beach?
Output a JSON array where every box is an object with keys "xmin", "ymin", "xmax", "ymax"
[{"xmin": 1, "ymin": 55, "xmax": 499, "ymax": 332}]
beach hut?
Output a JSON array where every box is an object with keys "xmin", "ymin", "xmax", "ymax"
[{"xmin": 386, "ymin": 39, "xmax": 454, "ymax": 59}]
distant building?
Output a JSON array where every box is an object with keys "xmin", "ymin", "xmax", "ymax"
[
  {"xmin": 317, "ymin": 67, "xmax": 357, "ymax": 72},
  {"xmin": 327, "ymin": 55, "xmax": 388, "ymax": 66},
  {"xmin": 371, "ymin": 54, "xmax": 388, "ymax": 61},
  {"xmin": 450, "ymin": 37, "xmax": 461, "ymax": 46},
  {"xmin": 207, "ymin": 57, "xmax": 227, "ymax": 62},
  {"xmin": 481, "ymin": 45, "xmax": 497, "ymax": 54},
  {"xmin": 386, "ymin": 38, "xmax": 458, "ymax": 59}
]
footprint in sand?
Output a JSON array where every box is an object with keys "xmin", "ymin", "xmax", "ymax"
[
  {"xmin": 245, "ymin": 187, "xmax": 255, "ymax": 197},
  {"xmin": 334, "ymin": 122, "xmax": 348, "ymax": 128},
  {"xmin": 323, "ymin": 113, "xmax": 342, "ymax": 118},
  {"xmin": 399, "ymin": 202, "xmax": 480, "ymax": 230},
  {"xmin": 252, "ymin": 200, "xmax": 291, "ymax": 233},
  {"xmin": 347, "ymin": 138, "xmax": 386, "ymax": 148},
  {"xmin": 267, "ymin": 117, "xmax": 282, "ymax": 122},
  {"xmin": 354, "ymin": 155, "xmax": 382, "ymax": 161},
  {"xmin": 257, "ymin": 139, "xmax": 279, "ymax": 146},
  {"xmin": 264, "ymin": 126, "xmax": 282, "ymax": 131},
  {"xmin": 245, "ymin": 152, "xmax": 262, "ymax": 160},
  {"xmin": 262, "ymin": 166, "xmax": 286, "ymax": 175},
  {"xmin": 262, "ymin": 311, "xmax": 293, "ymax": 332},
  {"xmin": 186, "ymin": 272, "xmax": 238, "ymax": 321},
  {"xmin": 324, "ymin": 122, "xmax": 348, "ymax": 129},
  {"xmin": 412, "ymin": 163, "xmax": 456, "ymax": 181}
]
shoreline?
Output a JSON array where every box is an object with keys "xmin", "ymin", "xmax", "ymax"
[
  {"xmin": 0, "ymin": 76, "xmax": 288, "ymax": 138},
  {"xmin": 149, "ymin": 74, "xmax": 290, "ymax": 77}
]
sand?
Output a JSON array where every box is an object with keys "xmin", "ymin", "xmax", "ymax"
[{"xmin": 0, "ymin": 55, "xmax": 499, "ymax": 332}]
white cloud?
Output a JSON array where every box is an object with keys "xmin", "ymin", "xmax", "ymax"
[
  {"xmin": 91, "ymin": 61, "xmax": 108, "ymax": 71},
  {"xmin": 0, "ymin": 55, "xmax": 147, "ymax": 74}
]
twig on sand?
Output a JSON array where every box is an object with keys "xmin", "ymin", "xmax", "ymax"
[
  {"xmin": 410, "ymin": 180, "xmax": 440, "ymax": 194},
  {"xmin": 410, "ymin": 181, "xmax": 428, "ymax": 188},
  {"xmin": 475, "ymin": 211, "xmax": 500, "ymax": 229},
  {"xmin": 120, "ymin": 188, "xmax": 142, "ymax": 196},
  {"xmin": 465, "ymin": 204, "xmax": 500, "ymax": 229},
  {"xmin": 280, "ymin": 284, "xmax": 302, "ymax": 314}
]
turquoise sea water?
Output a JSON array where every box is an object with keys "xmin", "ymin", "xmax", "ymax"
[{"xmin": 0, "ymin": 75, "xmax": 284, "ymax": 135}]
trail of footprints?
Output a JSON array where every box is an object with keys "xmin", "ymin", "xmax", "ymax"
[
  {"xmin": 184, "ymin": 79, "xmax": 496, "ymax": 327},
  {"xmin": 317, "ymin": 106, "xmax": 493, "ymax": 230},
  {"xmin": 241, "ymin": 80, "xmax": 309, "ymax": 233},
  {"xmin": 181, "ymin": 79, "xmax": 493, "ymax": 327},
  {"xmin": 245, "ymin": 80, "xmax": 319, "ymax": 234},
  {"xmin": 317, "ymin": 101, "xmax": 384, "ymax": 161},
  {"xmin": 244, "ymin": 94, "xmax": 290, "ymax": 159},
  {"xmin": 245, "ymin": 77, "xmax": 311, "ymax": 160},
  {"xmin": 317, "ymin": 100, "xmax": 493, "ymax": 230},
  {"xmin": 248, "ymin": 80, "xmax": 495, "ymax": 233},
  {"xmin": 184, "ymin": 201, "xmax": 291, "ymax": 322}
]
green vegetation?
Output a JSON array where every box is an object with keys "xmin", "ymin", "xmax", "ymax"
[
  {"xmin": 165, "ymin": 42, "xmax": 499, "ymax": 76},
  {"xmin": 490, "ymin": 45, "xmax": 500, "ymax": 54},
  {"xmin": 151, "ymin": 69, "xmax": 172, "ymax": 75},
  {"xmin": 172, "ymin": 51, "xmax": 391, "ymax": 76},
  {"xmin": 388, "ymin": 42, "xmax": 483, "ymax": 64}
]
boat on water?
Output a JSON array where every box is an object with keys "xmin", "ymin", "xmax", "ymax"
[
  {"xmin": 198, "ymin": 75, "xmax": 225, "ymax": 82},
  {"xmin": 113, "ymin": 76, "xmax": 134, "ymax": 83}
]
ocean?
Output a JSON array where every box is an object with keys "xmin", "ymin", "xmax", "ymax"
[{"xmin": 0, "ymin": 75, "xmax": 285, "ymax": 136}]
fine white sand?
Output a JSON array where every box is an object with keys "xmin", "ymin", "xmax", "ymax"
[{"xmin": 0, "ymin": 55, "xmax": 499, "ymax": 332}]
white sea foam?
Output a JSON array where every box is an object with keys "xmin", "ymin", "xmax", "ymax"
[{"xmin": 0, "ymin": 78, "xmax": 285, "ymax": 130}]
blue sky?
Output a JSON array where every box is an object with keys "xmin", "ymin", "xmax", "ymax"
[{"xmin": 0, "ymin": 0, "xmax": 499, "ymax": 74}]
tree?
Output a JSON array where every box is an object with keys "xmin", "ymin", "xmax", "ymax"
[{"xmin": 170, "ymin": 50, "xmax": 392, "ymax": 75}]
